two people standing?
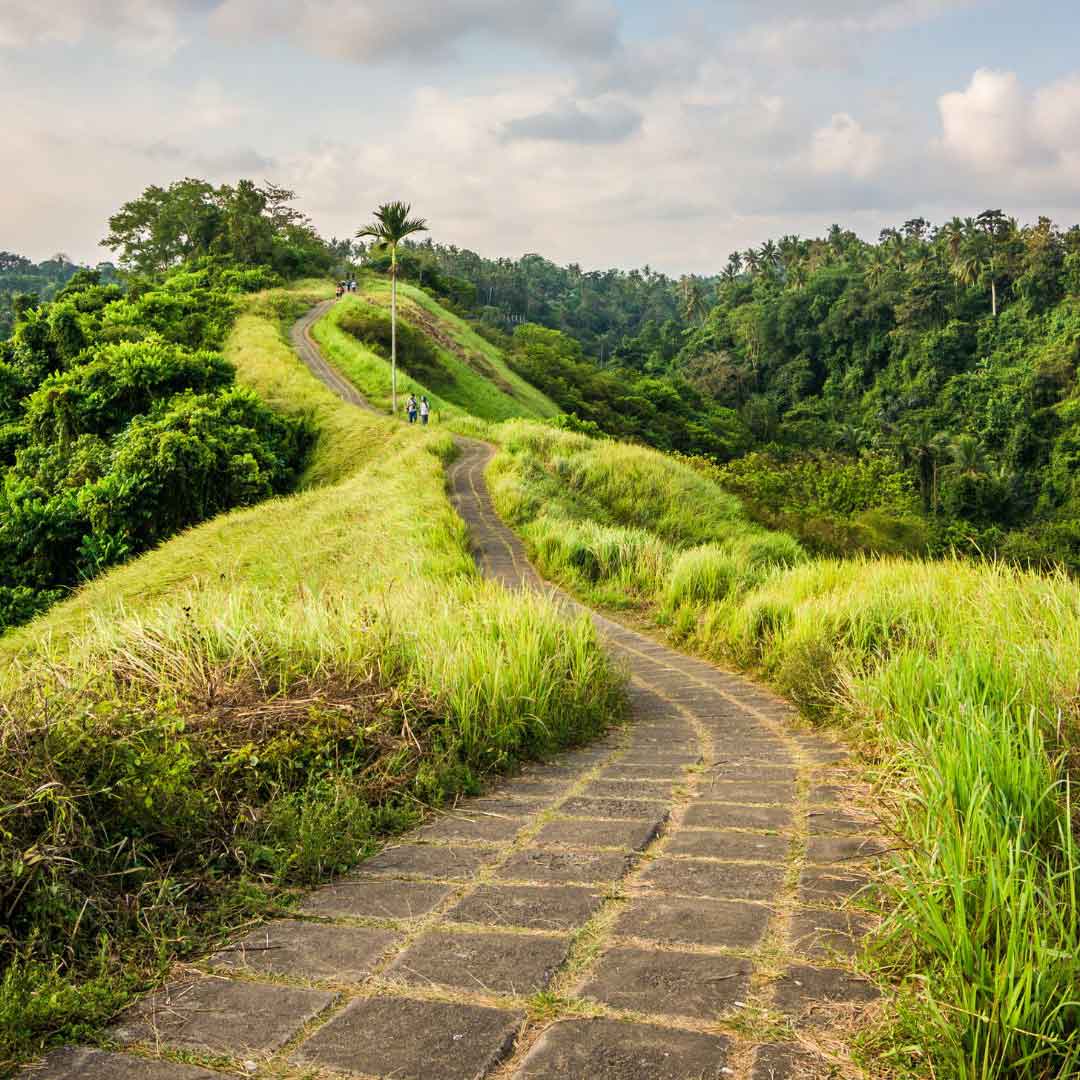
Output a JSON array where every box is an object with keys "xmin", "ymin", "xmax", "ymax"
[{"xmin": 405, "ymin": 394, "xmax": 430, "ymax": 425}]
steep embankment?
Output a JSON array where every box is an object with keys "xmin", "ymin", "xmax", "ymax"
[
  {"xmin": 311, "ymin": 275, "xmax": 560, "ymax": 422},
  {"xmin": 0, "ymin": 285, "xmax": 619, "ymax": 1071}
]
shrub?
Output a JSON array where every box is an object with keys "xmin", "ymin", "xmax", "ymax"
[{"xmin": 338, "ymin": 305, "xmax": 455, "ymax": 390}]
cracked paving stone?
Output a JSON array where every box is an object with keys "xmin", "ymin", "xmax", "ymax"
[
  {"xmin": 20, "ymin": 1048, "xmax": 225, "ymax": 1080},
  {"xmin": 665, "ymin": 829, "xmax": 789, "ymax": 862},
  {"xmin": 613, "ymin": 896, "xmax": 772, "ymax": 949},
  {"xmin": 444, "ymin": 883, "xmax": 604, "ymax": 931},
  {"xmin": 415, "ymin": 814, "xmax": 526, "ymax": 844},
  {"xmin": 496, "ymin": 847, "xmax": 635, "ymax": 884},
  {"xmin": 532, "ymin": 817, "xmax": 660, "ymax": 851},
  {"xmin": 513, "ymin": 1017, "xmax": 732, "ymax": 1079},
  {"xmin": 806, "ymin": 835, "xmax": 890, "ymax": 864},
  {"xmin": 560, "ymin": 796, "xmax": 670, "ymax": 822},
  {"xmin": 112, "ymin": 978, "xmax": 335, "ymax": 1056},
  {"xmin": 697, "ymin": 780, "xmax": 796, "ymax": 805},
  {"xmin": 751, "ymin": 1042, "xmax": 832, "ymax": 1079},
  {"xmin": 683, "ymin": 802, "xmax": 792, "ymax": 831},
  {"xmin": 207, "ymin": 920, "xmax": 399, "ymax": 983},
  {"xmin": 808, "ymin": 809, "xmax": 870, "ymax": 835},
  {"xmin": 790, "ymin": 909, "xmax": 874, "ymax": 960},
  {"xmin": 300, "ymin": 879, "xmax": 451, "ymax": 920},
  {"xmin": 353, "ymin": 843, "xmax": 499, "ymax": 880},
  {"xmin": 640, "ymin": 856, "xmax": 786, "ymax": 901},
  {"xmin": 293, "ymin": 995, "xmax": 523, "ymax": 1079},
  {"xmin": 773, "ymin": 964, "xmax": 879, "ymax": 1025},
  {"xmin": 798, "ymin": 867, "xmax": 874, "ymax": 905},
  {"xmin": 579, "ymin": 946, "xmax": 752, "ymax": 1020},
  {"xmin": 385, "ymin": 928, "xmax": 570, "ymax": 995}
]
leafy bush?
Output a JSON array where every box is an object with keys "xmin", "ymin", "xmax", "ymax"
[{"xmin": 337, "ymin": 304, "xmax": 455, "ymax": 390}]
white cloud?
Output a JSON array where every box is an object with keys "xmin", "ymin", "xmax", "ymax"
[
  {"xmin": 811, "ymin": 113, "xmax": 883, "ymax": 179},
  {"xmin": 938, "ymin": 68, "xmax": 1080, "ymax": 187},
  {"xmin": 500, "ymin": 99, "xmax": 642, "ymax": 144},
  {"xmin": 0, "ymin": 0, "xmax": 185, "ymax": 58},
  {"xmin": 209, "ymin": 0, "xmax": 619, "ymax": 62}
]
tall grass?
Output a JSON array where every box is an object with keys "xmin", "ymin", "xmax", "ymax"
[
  {"xmin": 489, "ymin": 418, "xmax": 1080, "ymax": 1078},
  {"xmin": 0, "ymin": 292, "xmax": 622, "ymax": 1072}
]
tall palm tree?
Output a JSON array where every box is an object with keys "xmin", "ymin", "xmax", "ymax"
[{"xmin": 356, "ymin": 201, "xmax": 429, "ymax": 413}]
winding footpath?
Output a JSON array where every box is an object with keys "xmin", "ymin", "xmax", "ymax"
[{"xmin": 26, "ymin": 309, "xmax": 884, "ymax": 1080}]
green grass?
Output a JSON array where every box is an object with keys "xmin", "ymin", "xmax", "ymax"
[
  {"xmin": 487, "ymin": 418, "xmax": 1080, "ymax": 1079},
  {"xmin": 0, "ymin": 287, "xmax": 623, "ymax": 1073},
  {"xmin": 310, "ymin": 279, "xmax": 558, "ymax": 423}
]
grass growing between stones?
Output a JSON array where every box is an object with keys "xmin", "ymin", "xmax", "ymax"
[
  {"xmin": 489, "ymin": 419, "xmax": 1080, "ymax": 1079},
  {"xmin": 0, "ymin": 293, "xmax": 623, "ymax": 1074}
]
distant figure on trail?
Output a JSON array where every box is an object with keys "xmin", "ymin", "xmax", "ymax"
[
  {"xmin": 419, "ymin": 396, "xmax": 430, "ymax": 425},
  {"xmin": 406, "ymin": 394, "xmax": 418, "ymax": 424},
  {"xmin": 349, "ymin": 278, "xmax": 357, "ymax": 292},
  {"xmin": 335, "ymin": 283, "xmax": 343, "ymax": 300}
]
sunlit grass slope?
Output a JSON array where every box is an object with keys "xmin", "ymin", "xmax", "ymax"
[
  {"xmin": 309, "ymin": 277, "xmax": 558, "ymax": 422},
  {"xmin": 489, "ymin": 419, "xmax": 1080, "ymax": 1079},
  {"xmin": 0, "ymin": 287, "xmax": 621, "ymax": 1071}
]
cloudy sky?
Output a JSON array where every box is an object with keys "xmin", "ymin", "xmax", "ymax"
[{"xmin": 2, "ymin": 0, "xmax": 1079, "ymax": 273}]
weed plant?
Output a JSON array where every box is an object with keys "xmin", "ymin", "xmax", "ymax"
[{"xmin": 490, "ymin": 419, "xmax": 1080, "ymax": 1078}]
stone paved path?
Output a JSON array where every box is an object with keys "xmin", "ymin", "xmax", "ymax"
[{"xmin": 23, "ymin": 313, "xmax": 885, "ymax": 1080}]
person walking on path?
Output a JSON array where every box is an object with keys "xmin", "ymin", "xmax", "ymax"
[
  {"xmin": 419, "ymin": 396, "xmax": 430, "ymax": 425},
  {"xmin": 406, "ymin": 394, "xmax": 418, "ymax": 423}
]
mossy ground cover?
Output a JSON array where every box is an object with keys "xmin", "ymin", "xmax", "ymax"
[
  {"xmin": 0, "ymin": 288, "xmax": 622, "ymax": 1073},
  {"xmin": 488, "ymin": 419, "xmax": 1080, "ymax": 1079}
]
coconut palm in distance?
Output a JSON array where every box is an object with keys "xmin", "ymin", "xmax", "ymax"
[{"xmin": 356, "ymin": 201, "xmax": 428, "ymax": 414}]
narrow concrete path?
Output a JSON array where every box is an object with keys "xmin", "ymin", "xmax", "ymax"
[{"xmin": 26, "ymin": 308, "xmax": 884, "ymax": 1080}]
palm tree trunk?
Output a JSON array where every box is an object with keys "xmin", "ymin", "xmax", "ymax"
[
  {"xmin": 991, "ymin": 277, "xmax": 997, "ymax": 317},
  {"xmin": 391, "ymin": 252, "xmax": 398, "ymax": 414}
]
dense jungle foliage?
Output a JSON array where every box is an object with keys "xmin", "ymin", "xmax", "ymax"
[
  {"xmin": 0, "ymin": 178, "xmax": 341, "ymax": 633},
  {"xmin": 400, "ymin": 214, "xmax": 1080, "ymax": 569},
  {"xmin": 0, "ymin": 253, "xmax": 119, "ymax": 341}
]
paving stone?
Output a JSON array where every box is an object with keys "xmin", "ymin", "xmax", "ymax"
[
  {"xmin": 751, "ymin": 1043, "xmax": 832, "ymax": 1079},
  {"xmin": 113, "ymin": 978, "xmax": 335, "ymax": 1055},
  {"xmin": 293, "ymin": 996, "xmax": 523, "ymax": 1079},
  {"xmin": 806, "ymin": 835, "xmax": 890, "ymax": 865},
  {"xmin": 619, "ymin": 752, "xmax": 701, "ymax": 766},
  {"xmin": 497, "ymin": 846, "xmax": 635, "ymax": 885},
  {"xmin": 493, "ymin": 776, "xmax": 571, "ymax": 795},
  {"xmin": 600, "ymin": 763, "xmax": 691, "ymax": 780},
  {"xmin": 707, "ymin": 763, "xmax": 798, "ymax": 782},
  {"xmin": 640, "ymin": 856, "xmax": 785, "ymax": 901},
  {"xmin": 614, "ymin": 896, "xmax": 772, "ymax": 949},
  {"xmin": 790, "ymin": 909, "xmax": 874, "ymax": 960},
  {"xmin": 808, "ymin": 809, "xmax": 869, "ymax": 835},
  {"xmin": 465, "ymin": 795, "xmax": 554, "ymax": 816},
  {"xmin": 808, "ymin": 784, "xmax": 848, "ymax": 805},
  {"xmin": 354, "ymin": 843, "xmax": 498, "ymax": 880},
  {"xmin": 665, "ymin": 829, "xmax": 790, "ymax": 862},
  {"xmin": 514, "ymin": 1017, "xmax": 732, "ymax": 1079},
  {"xmin": 415, "ymin": 813, "xmax": 526, "ymax": 844},
  {"xmin": 560, "ymin": 796, "xmax": 670, "ymax": 821},
  {"xmin": 798, "ymin": 867, "xmax": 873, "ymax": 905},
  {"xmin": 300, "ymin": 879, "xmax": 451, "ymax": 920},
  {"xmin": 683, "ymin": 803, "xmax": 792, "ymax": 831},
  {"xmin": 444, "ymin": 883, "xmax": 604, "ymax": 931},
  {"xmin": 386, "ymin": 928, "xmax": 569, "ymax": 995},
  {"xmin": 580, "ymin": 946, "xmax": 752, "ymax": 1020},
  {"xmin": 532, "ymin": 817, "xmax": 660, "ymax": 851},
  {"xmin": 773, "ymin": 964, "xmax": 879, "ymax": 1024},
  {"xmin": 582, "ymin": 778, "xmax": 679, "ymax": 799},
  {"xmin": 22, "ymin": 1048, "xmax": 224, "ymax": 1080},
  {"xmin": 208, "ymin": 920, "xmax": 398, "ymax": 982},
  {"xmin": 698, "ymin": 780, "xmax": 796, "ymax": 805}
]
